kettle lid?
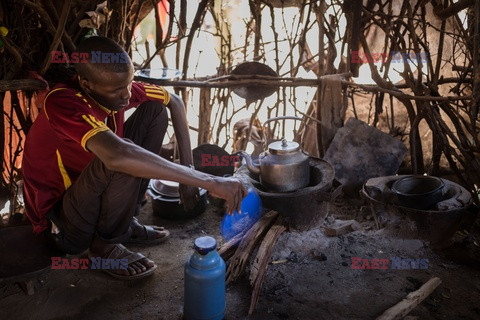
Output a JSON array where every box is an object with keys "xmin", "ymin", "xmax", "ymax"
[{"xmin": 268, "ymin": 138, "xmax": 300, "ymax": 154}]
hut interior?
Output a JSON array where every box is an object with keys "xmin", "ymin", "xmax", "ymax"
[{"xmin": 0, "ymin": 1, "xmax": 480, "ymax": 319}]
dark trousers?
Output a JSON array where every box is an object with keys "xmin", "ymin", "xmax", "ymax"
[{"xmin": 48, "ymin": 101, "xmax": 168, "ymax": 254}]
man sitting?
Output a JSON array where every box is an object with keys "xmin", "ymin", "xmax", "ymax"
[{"xmin": 22, "ymin": 36, "xmax": 246, "ymax": 280}]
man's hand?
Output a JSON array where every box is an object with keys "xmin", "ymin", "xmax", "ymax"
[
  {"xmin": 179, "ymin": 184, "xmax": 201, "ymax": 212},
  {"xmin": 208, "ymin": 177, "xmax": 247, "ymax": 215}
]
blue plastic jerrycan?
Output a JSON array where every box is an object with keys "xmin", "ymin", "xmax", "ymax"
[
  {"xmin": 220, "ymin": 188, "xmax": 262, "ymax": 241},
  {"xmin": 184, "ymin": 236, "xmax": 226, "ymax": 320}
]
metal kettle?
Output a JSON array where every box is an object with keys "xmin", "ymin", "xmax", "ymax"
[{"xmin": 237, "ymin": 116, "xmax": 310, "ymax": 192}]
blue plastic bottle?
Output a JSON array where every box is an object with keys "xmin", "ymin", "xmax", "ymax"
[{"xmin": 184, "ymin": 236, "xmax": 226, "ymax": 320}]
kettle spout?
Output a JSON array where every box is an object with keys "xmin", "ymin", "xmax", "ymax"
[{"xmin": 236, "ymin": 151, "xmax": 260, "ymax": 175}]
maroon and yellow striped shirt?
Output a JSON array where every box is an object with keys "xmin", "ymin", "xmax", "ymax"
[{"xmin": 22, "ymin": 79, "xmax": 170, "ymax": 233}]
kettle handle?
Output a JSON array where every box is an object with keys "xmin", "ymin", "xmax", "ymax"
[{"xmin": 261, "ymin": 116, "xmax": 304, "ymax": 149}]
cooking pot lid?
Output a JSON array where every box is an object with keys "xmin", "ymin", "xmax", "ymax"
[{"xmin": 268, "ymin": 138, "xmax": 300, "ymax": 155}]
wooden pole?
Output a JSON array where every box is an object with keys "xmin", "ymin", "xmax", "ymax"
[
  {"xmin": 0, "ymin": 80, "xmax": 48, "ymax": 92},
  {"xmin": 316, "ymin": 0, "xmax": 325, "ymax": 156},
  {"xmin": 0, "ymin": 76, "xmax": 472, "ymax": 103},
  {"xmin": 473, "ymin": 0, "xmax": 480, "ymax": 120},
  {"xmin": 133, "ymin": 76, "xmax": 471, "ymax": 102},
  {"xmin": 39, "ymin": 0, "xmax": 71, "ymax": 75}
]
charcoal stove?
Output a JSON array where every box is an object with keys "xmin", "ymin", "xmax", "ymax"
[
  {"xmin": 235, "ymin": 157, "xmax": 338, "ymax": 230},
  {"xmin": 362, "ymin": 175, "xmax": 476, "ymax": 247}
]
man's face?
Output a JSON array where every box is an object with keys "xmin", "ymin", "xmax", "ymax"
[{"xmin": 79, "ymin": 65, "xmax": 134, "ymax": 112}]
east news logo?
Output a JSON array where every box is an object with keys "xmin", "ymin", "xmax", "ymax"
[
  {"xmin": 51, "ymin": 257, "xmax": 128, "ymax": 270},
  {"xmin": 351, "ymin": 257, "xmax": 429, "ymax": 269},
  {"xmin": 51, "ymin": 51, "xmax": 129, "ymax": 64}
]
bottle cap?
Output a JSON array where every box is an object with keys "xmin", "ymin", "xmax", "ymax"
[{"xmin": 194, "ymin": 236, "xmax": 217, "ymax": 255}]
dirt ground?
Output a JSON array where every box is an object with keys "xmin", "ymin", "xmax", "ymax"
[{"xmin": 1, "ymin": 192, "xmax": 480, "ymax": 320}]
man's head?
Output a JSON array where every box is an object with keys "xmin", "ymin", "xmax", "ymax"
[{"xmin": 75, "ymin": 36, "xmax": 134, "ymax": 111}]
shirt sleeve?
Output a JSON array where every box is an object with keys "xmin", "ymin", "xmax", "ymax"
[
  {"xmin": 129, "ymin": 82, "xmax": 171, "ymax": 107},
  {"xmin": 43, "ymin": 88, "xmax": 111, "ymax": 150}
]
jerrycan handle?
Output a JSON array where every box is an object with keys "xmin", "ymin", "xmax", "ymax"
[{"xmin": 261, "ymin": 116, "xmax": 305, "ymax": 150}]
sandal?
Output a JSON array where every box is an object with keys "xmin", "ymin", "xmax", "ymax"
[
  {"xmin": 88, "ymin": 243, "xmax": 157, "ymax": 280},
  {"xmin": 123, "ymin": 217, "xmax": 170, "ymax": 246}
]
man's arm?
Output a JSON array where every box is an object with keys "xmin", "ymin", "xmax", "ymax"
[{"xmin": 85, "ymin": 131, "xmax": 246, "ymax": 213}]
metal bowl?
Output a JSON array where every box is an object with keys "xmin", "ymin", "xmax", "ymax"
[
  {"xmin": 392, "ymin": 175, "xmax": 445, "ymax": 210},
  {"xmin": 150, "ymin": 179, "xmax": 180, "ymax": 198}
]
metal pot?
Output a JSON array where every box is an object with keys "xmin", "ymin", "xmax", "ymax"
[
  {"xmin": 147, "ymin": 180, "xmax": 208, "ymax": 220},
  {"xmin": 392, "ymin": 175, "xmax": 445, "ymax": 210},
  {"xmin": 237, "ymin": 116, "xmax": 310, "ymax": 192}
]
